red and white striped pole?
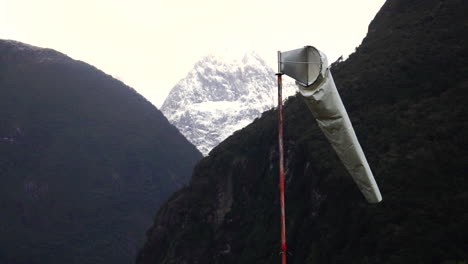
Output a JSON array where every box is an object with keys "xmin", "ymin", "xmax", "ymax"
[{"xmin": 276, "ymin": 50, "xmax": 287, "ymax": 264}]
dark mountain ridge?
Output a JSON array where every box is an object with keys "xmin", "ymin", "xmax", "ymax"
[
  {"xmin": 137, "ymin": 0, "xmax": 468, "ymax": 263},
  {"xmin": 0, "ymin": 40, "xmax": 202, "ymax": 264}
]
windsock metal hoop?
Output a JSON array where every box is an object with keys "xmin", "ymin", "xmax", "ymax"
[{"xmin": 278, "ymin": 46, "xmax": 323, "ymax": 87}]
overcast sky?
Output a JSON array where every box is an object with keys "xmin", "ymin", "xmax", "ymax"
[{"xmin": 1, "ymin": 0, "xmax": 385, "ymax": 107}]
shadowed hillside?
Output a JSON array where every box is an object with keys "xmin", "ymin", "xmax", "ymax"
[
  {"xmin": 137, "ymin": 0, "xmax": 468, "ymax": 263},
  {"xmin": 0, "ymin": 40, "xmax": 202, "ymax": 264}
]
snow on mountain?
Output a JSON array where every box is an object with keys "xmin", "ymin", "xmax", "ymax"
[{"xmin": 161, "ymin": 52, "xmax": 296, "ymax": 156}]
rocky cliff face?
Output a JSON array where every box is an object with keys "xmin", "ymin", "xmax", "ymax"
[
  {"xmin": 0, "ymin": 40, "xmax": 202, "ymax": 264},
  {"xmin": 137, "ymin": 0, "xmax": 468, "ymax": 263},
  {"xmin": 161, "ymin": 52, "xmax": 295, "ymax": 155}
]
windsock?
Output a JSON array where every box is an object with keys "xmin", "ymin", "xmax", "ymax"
[{"xmin": 279, "ymin": 46, "xmax": 382, "ymax": 203}]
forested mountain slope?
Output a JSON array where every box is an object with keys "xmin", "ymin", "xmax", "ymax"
[{"xmin": 0, "ymin": 40, "xmax": 202, "ymax": 264}]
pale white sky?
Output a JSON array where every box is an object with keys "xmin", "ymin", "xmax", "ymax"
[{"xmin": 1, "ymin": 0, "xmax": 385, "ymax": 107}]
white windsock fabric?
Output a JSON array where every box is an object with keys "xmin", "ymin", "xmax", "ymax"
[{"xmin": 295, "ymin": 51, "xmax": 382, "ymax": 203}]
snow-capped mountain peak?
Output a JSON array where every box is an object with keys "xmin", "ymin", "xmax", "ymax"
[
  {"xmin": 161, "ymin": 52, "xmax": 295, "ymax": 156},
  {"xmin": 241, "ymin": 51, "xmax": 268, "ymax": 67}
]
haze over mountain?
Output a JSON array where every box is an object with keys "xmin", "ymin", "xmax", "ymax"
[
  {"xmin": 137, "ymin": 0, "xmax": 468, "ymax": 263},
  {"xmin": 161, "ymin": 52, "xmax": 295, "ymax": 155},
  {"xmin": 0, "ymin": 40, "xmax": 202, "ymax": 264}
]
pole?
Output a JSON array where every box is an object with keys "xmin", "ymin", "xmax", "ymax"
[{"xmin": 276, "ymin": 72, "xmax": 287, "ymax": 264}]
